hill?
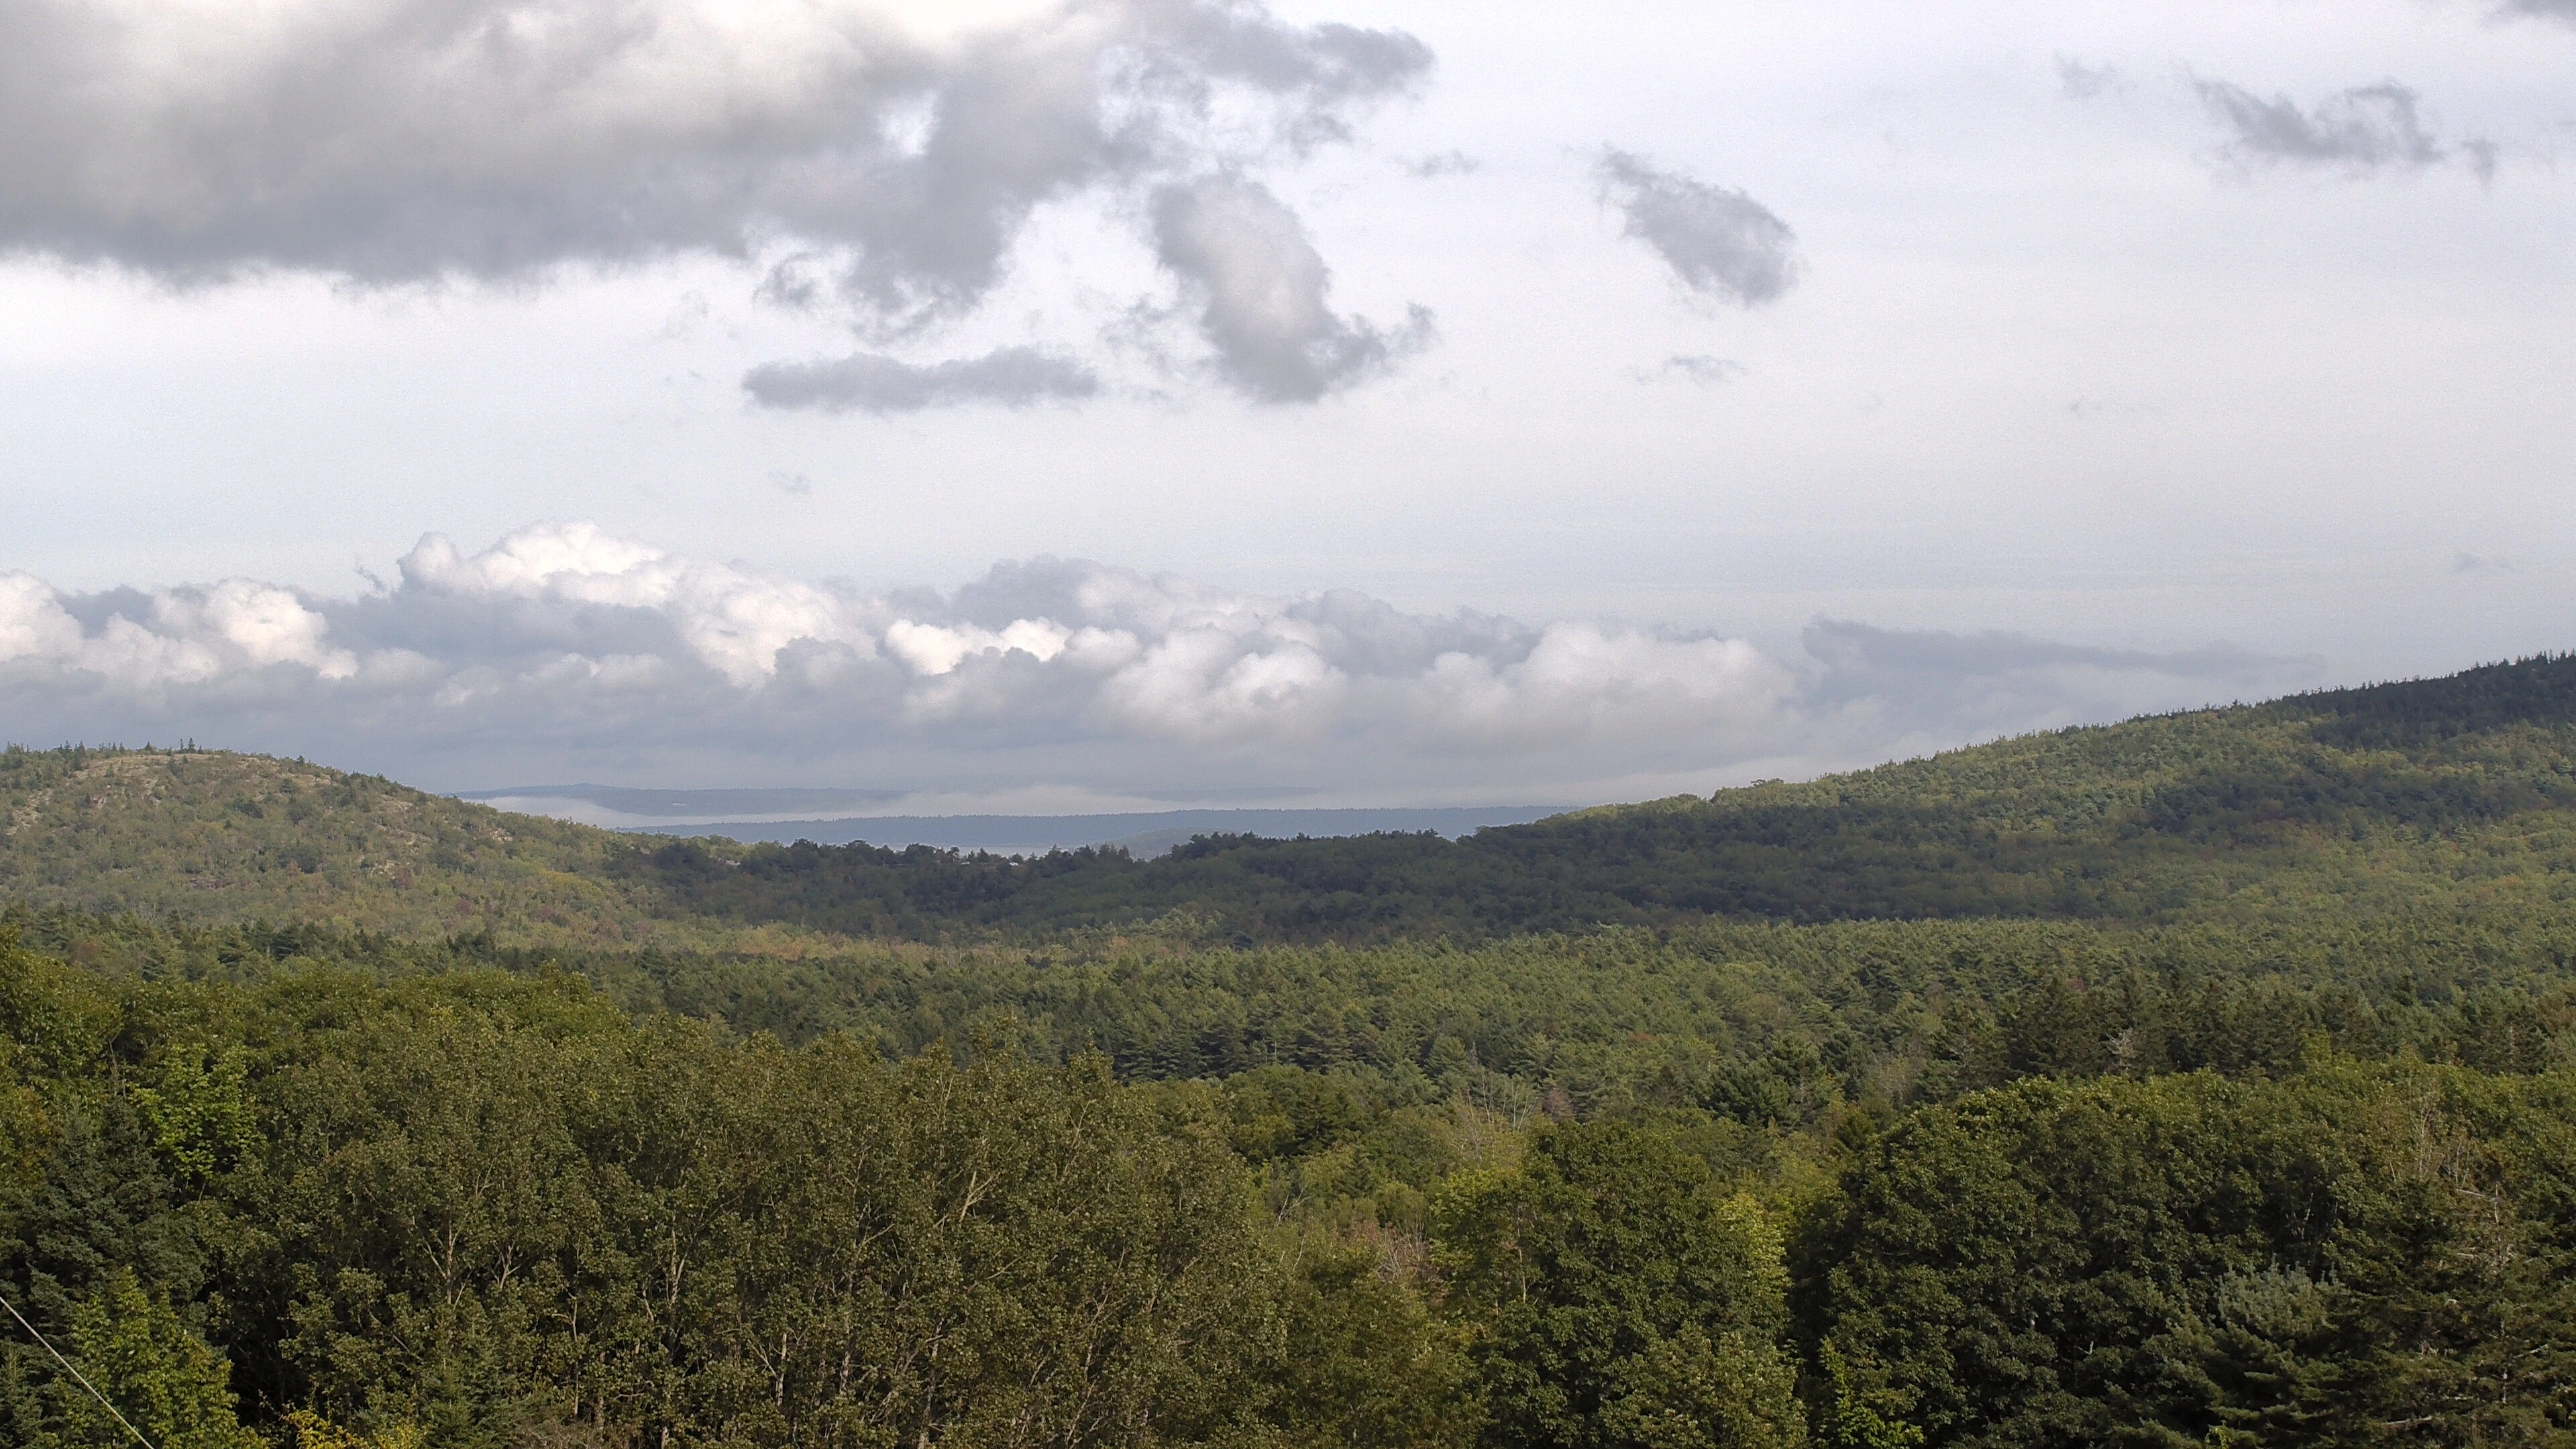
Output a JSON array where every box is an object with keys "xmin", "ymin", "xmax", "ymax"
[
  {"xmin": 0, "ymin": 745, "xmax": 720, "ymax": 945},
  {"xmin": 618, "ymin": 653, "xmax": 2576, "ymax": 940},
  {"xmin": 12, "ymin": 661, "xmax": 2576, "ymax": 1449},
  {"xmin": 11, "ymin": 653, "xmax": 2576, "ymax": 944}
]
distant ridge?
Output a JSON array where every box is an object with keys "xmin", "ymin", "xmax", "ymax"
[
  {"xmin": 12, "ymin": 652, "xmax": 2576, "ymax": 944},
  {"xmin": 452, "ymin": 786, "xmax": 1566, "ymax": 851},
  {"xmin": 610, "ymin": 806, "xmax": 1570, "ymax": 854},
  {"xmin": 457, "ymin": 784, "xmax": 910, "ymax": 824}
]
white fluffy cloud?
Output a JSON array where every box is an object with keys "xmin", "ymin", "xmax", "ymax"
[
  {"xmin": 1, "ymin": 573, "xmax": 361, "ymax": 691},
  {"xmin": 0, "ymin": 522, "xmax": 2321, "ymax": 801},
  {"xmin": 395, "ymin": 523, "xmax": 859, "ymax": 687}
]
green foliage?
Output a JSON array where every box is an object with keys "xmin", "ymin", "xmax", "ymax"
[
  {"xmin": 1792, "ymin": 1065, "xmax": 2576, "ymax": 1448},
  {"xmin": 1, "ymin": 956, "xmax": 1479, "ymax": 1448},
  {"xmin": 23, "ymin": 654, "xmax": 2576, "ymax": 949},
  {"xmin": 1812, "ymin": 1342, "xmax": 1919, "ymax": 1449},
  {"xmin": 612, "ymin": 653, "xmax": 2576, "ymax": 942},
  {"xmin": 280, "ymin": 1407, "xmax": 425, "ymax": 1449},
  {"xmin": 131, "ymin": 1049, "xmax": 256, "ymax": 1187},
  {"xmin": 46, "ymin": 1267, "xmax": 256, "ymax": 1449},
  {"xmin": 0, "ymin": 746, "xmax": 703, "ymax": 946},
  {"xmin": 1269, "ymin": 1238, "xmax": 1481, "ymax": 1449},
  {"xmin": 13, "ymin": 659, "xmax": 2576, "ymax": 1445},
  {"xmin": 1434, "ymin": 1122, "xmax": 1805, "ymax": 1449}
]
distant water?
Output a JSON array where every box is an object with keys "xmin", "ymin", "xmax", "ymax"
[
  {"xmin": 655, "ymin": 806, "xmax": 1572, "ymax": 855},
  {"xmin": 458, "ymin": 786, "xmax": 1572, "ymax": 857}
]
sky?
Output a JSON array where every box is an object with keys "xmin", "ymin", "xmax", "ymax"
[{"xmin": 1, "ymin": 0, "xmax": 2571, "ymax": 809}]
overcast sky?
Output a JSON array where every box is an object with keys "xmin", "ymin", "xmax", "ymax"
[{"xmin": 3, "ymin": 0, "xmax": 2571, "ymax": 805}]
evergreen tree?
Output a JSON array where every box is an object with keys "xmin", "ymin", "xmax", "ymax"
[{"xmin": 47, "ymin": 1268, "xmax": 254, "ymax": 1449}]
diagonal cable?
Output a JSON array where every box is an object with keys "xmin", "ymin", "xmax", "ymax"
[{"xmin": 0, "ymin": 1285, "xmax": 159, "ymax": 1449}]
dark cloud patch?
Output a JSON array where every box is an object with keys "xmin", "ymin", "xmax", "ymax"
[
  {"xmin": 1404, "ymin": 151, "xmax": 1480, "ymax": 178},
  {"xmin": 1150, "ymin": 14, "xmax": 1435, "ymax": 152},
  {"xmin": 1148, "ymin": 175, "xmax": 1433, "ymax": 402},
  {"xmin": 1595, "ymin": 150, "xmax": 1799, "ymax": 307},
  {"xmin": 1629, "ymin": 355, "xmax": 1741, "ymax": 386},
  {"xmin": 744, "ymin": 345, "xmax": 1099, "ymax": 414},
  {"xmin": 0, "ymin": 0, "xmax": 1432, "ymax": 372},
  {"xmin": 2055, "ymin": 56, "xmax": 2123, "ymax": 101},
  {"xmin": 2463, "ymin": 138, "xmax": 2500, "ymax": 184},
  {"xmin": 2197, "ymin": 79, "xmax": 2449, "ymax": 172},
  {"xmin": 2493, "ymin": 0, "xmax": 2576, "ymax": 21}
]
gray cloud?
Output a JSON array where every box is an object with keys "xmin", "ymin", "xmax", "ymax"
[
  {"xmin": 2196, "ymin": 79, "xmax": 2450, "ymax": 172},
  {"xmin": 0, "ymin": 0, "xmax": 1431, "ymax": 390},
  {"xmin": 1148, "ymin": 175, "xmax": 1433, "ymax": 402},
  {"xmin": 744, "ymin": 345, "xmax": 1099, "ymax": 413},
  {"xmin": 0, "ymin": 521, "xmax": 2326, "ymax": 802},
  {"xmin": 2462, "ymin": 138, "xmax": 2500, "ymax": 184},
  {"xmin": 2493, "ymin": 0, "xmax": 2576, "ymax": 21},
  {"xmin": 1638, "ymin": 354, "xmax": 1743, "ymax": 386},
  {"xmin": 1404, "ymin": 151, "xmax": 1480, "ymax": 178},
  {"xmin": 1594, "ymin": 150, "xmax": 1799, "ymax": 307},
  {"xmin": 2055, "ymin": 56, "xmax": 2123, "ymax": 101},
  {"xmin": 1802, "ymin": 620, "xmax": 2317, "ymax": 741}
]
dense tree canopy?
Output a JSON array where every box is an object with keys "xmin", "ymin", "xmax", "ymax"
[
  {"xmin": 11, "ymin": 655, "xmax": 2576, "ymax": 1445},
  {"xmin": 15, "ymin": 653, "xmax": 2576, "ymax": 947},
  {"xmin": 1796, "ymin": 1066, "xmax": 2576, "ymax": 1447}
]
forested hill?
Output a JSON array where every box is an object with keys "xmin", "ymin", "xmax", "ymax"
[
  {"xmin": 622, "ymin": 652, "xmax": 2576, "ymax": 940},
  {"xmin": 12, "ymin": 659, "xmax": 2576, "ymax": 1449},
  {"xmin": 11, "ymin": 652, "xmax": 2576, "ymax": 943},
  {"xmin": 0, "ymin": 745, "xmax": 690, "ymax": 943}
]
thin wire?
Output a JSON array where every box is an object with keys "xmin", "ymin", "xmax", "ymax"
[{"xmin": 0, "ymin": 1285, "xmax": 159, "ymax": 1449}]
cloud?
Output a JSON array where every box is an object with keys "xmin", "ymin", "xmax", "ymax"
[
  {"xmin": 386, "ymin": 522, "xmax": 865, "ymax": 688},
  {"xmin": 1148, "ymin": 174, "xmax": 1433, "ymax": 402},
  {"xmin": 0, "ymin": 0, "xmax": 1424, "ymax": 292},
  {"xmin": 1, "ymin": 572, "xmax": 362, "ymax": 693},
  {"xmin": 2196, "ymin": 79, "xmax": 2451, "ymax": 172},
  {"xmin": 2491, "ymin": 0, "xmax": 2576, "ymax": 21},
  {"xmin": 744, "ymin": 345, "xmax": 1099, "ymax": 413},
  {"xmin": 2055, "ymin": 56, "xmax": 2123, "ymax": 101},
  {"xmin": 1635, "ymin": 354, "xmax": 1743, "ymax": 386},
  {"xmin": 0, "ymin": 0, "xmax": 1434, "ymax": 399},
  {"xmin": 1404, "ymin": 150, "xmax": 1479, "ymax": 178},
  {"xmin": 0, "ymin": 522, "xmax": 2326, "ymax": 802},
  {"xmin": 1595, "ymin": 150, "xmax": 1799, "ymax": 307},
  {"xmin": 1801, "ymin": 621, "xmax": 2317, "ymax": 749},
  {"xmin": 2461, "ymin": 138, "xmax": 2500, "ymax": 184}
]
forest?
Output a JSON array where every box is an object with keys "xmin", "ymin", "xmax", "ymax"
[{"xmin": 7, "ymin": 656, "xmax": 2576, "ymax": 1446}]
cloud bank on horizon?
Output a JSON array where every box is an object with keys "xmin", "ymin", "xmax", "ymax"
[{"xmin": 0, "ymin": 523, "xmax": 2321, "ymax": 806}]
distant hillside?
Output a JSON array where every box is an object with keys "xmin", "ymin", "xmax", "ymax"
[
  {"xmin": 11, "ymin": 653, "xmax": 2576, "ymax": 944},
  {"xmin": 615, "ymin": 653, "xmax": 2576, "ymax": 940},
  {"xmin": 454, "ymin": 784, "xmax": 1568, "ymax": 850},
  {"xmin": 0, "ymin": 745, "xmax": 718, "ymax": 944}
]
